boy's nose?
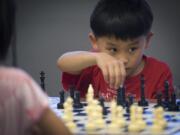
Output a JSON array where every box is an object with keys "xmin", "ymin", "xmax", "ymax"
[
  {"xmin": 116, "ymin": 54, "xmax": 128, "ymax": 64},
  {"xmin": 122, "ymin": 58, "xmax": 128, "ymax": 66}
]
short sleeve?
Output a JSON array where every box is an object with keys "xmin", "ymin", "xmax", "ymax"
[
  {"xmin": 0, "ymin": 67, "xmax": 50, "ymax": 135},
  {"xmin": 61, "ymin": 66, "xmax": 94, "ymax": 97},
  {"xmin": 62, "ymin": 72, "xmax": 81, "ymax": 90},
  {"xmin": 16, "ymin": 76, "xmax": 49, "ymax": 124}
]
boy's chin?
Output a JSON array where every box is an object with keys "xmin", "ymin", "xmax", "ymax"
[
  {"xmin": 126, "ymin": 69, "xmax": 131, "ymax": 76},
  {"xmin": 126, "ymin": 69, "xmax": 136, "ymax": 78}
]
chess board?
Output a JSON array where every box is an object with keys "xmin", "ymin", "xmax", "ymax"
[{"xmin": 49, "ymin": 97, "xmax": 180, "ymax": 135}]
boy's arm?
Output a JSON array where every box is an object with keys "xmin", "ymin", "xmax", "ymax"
[
  {"xmin": 34, "ymin": 107, "xmax": 72, "ymax": 135},
  {"xmin": 57, "ymin": 51, "xmax": 96, "ymax": 75},
  {"xmin": 57, "ymin": 51, "xmax": 126, "ymax": 89}
]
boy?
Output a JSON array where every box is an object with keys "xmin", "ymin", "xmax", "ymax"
[
  {"xmin": 57, "ymin": 0, "xmax": 174, "ymax": 101},
  {"xmin": 0, "ymin": 0, "xmax": 72, "ymax": 135}
]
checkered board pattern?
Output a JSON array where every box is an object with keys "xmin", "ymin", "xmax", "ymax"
[{"xmin": 49, "ymin": 97, "xmax": 180, "ymax": 135}]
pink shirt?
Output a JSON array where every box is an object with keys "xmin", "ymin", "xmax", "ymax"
[
  {"xmin": 62, "ymin": 55, "xmax": 174, "ymax": 100},
  {"xmin": 0, "ymin": 66, "xmax": 49, "ymax": 135}
]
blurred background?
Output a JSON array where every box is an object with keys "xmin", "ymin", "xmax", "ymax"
[{"xmin": 6, "ymin": 0, "xmax": 180, "ymax": 96}]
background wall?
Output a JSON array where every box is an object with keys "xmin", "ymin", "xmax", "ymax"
[{"xmin": 11, "ymin": 0, "xmax": 180, "ymax": 96}]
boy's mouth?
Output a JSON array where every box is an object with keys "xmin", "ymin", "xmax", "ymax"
[
  {"xmin": 125, "ymin": 68, "xmax": 133, "ymax": 76},
  {"xmin": 125, "ymin": 68, "xmax": 130, "ymax": 72}
]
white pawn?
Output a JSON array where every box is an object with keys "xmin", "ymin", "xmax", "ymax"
[
  {"xmin": 154, "ymin": 107, "xmax": 167, "ymax": 128},
  {"xmin": 129, "ymin": 105, "xmax": 137, "ymax": 123},
  {"xmin": 85, "ymin": 99, "xmax": 101, "ymax": 132},
  {"xmin": 116, "ymin": 106, "xmax": 126, "ymax": 128},
  {"xmin": 94, "ymin": 105, "xmax": 105, "ymax": 129},
  {"xmin": 128, "ymin": 105, "xmax": 141, "ymax": 132},
  {"xmin": 151, "ymin": 124, "xmax": 164, "ymax": 134},
  {"xmin": 107, "ymin": 100, "xmax": 120, "ymax": 133},
  {"xmin": 151, "ymin": 107, "xmax": 167, "ymax": 133},
  {"xmin": 136, "ymin": 106, "xmax": 146, "ymax": 131},
  {"xmin": 66, "ymin": 121, "xmax": 77, "ymax": 132},
  {"xmin": 86, "ymin": 84, "xmax": 94, "ymax": 103},
  {"xmin": 63, "ymin": 97, "xmax": 73, "ymax": 122},
  {"xmin": 86, "ymin": 122, "xmax": 96, "ymax": 132},
  {"xmin": 63, "ymin": 97, "xmax": 77, "ymax": 132}
]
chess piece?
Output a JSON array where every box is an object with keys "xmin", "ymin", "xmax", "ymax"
[
  {"xmin": 128, "ymin": 105, "xmax": 141, "ymax": 132},
  {"xmin": 126, "ymin": 95, "xmax": 134, "ymax": 113},
  {"xmin": 66, "ymin": 121, "xmax": 76, "ymax": 132},
  {"xmin": 69, "ymin": 85, "xmax": 75, "ymax": 100},
  {"xmin": 138, "ymin": 74, "xmax": 148, "ymax": 106},
  {"xmin": 86, "ymin": 84, "xmax": 94, "ymax": 104},
  {"xmin": 57, "ymin": 90, "xmax": 65, "ymax": 109},
  {"xmin": 151, "ymin": 106, "xmax": 167, "ymax": 133},
  {"xmin": 153, "ymin": 107, "xmax": 167, "ymax": 128},
  {"xmin": 86, "ymin": 122, "xmax": 96, "ymax": 132},
  {"xmin": 151, "ymin": 124, "xmax": 164, "ymax": 134},
  {"xmin": 128, "ymin": 95, "xmax": 134, "ymax": 106},
  {"xmin": 117, "ymin": 85, "xmax": 127, "ymax": 107},
  {"xmin": 168, "ymin": 92, "xmax": 179, "ymax": 111},
  {"xmin": 63, "ymin": 97, "xmax": 74, "ymax": 122},
  {"xmin": 94, "ymin": 105, "xmax": 106, "ymax": 129},
  {"xmin": 85, "ymin": 99, "xmax": 103, "ymax": 132},
  {"xmin": 116, "ymin": 106, "xmax": 126, "ymax": 128},
  {"xmin": 154, "ymin": 91, "xmax": 163, "ymax": 108},
  {"xmin": 63, "ymin": 97, "xmax": 77, "ymax": 132},
  {"xmin": 136, "ymin": 107, "xmax": 146, "ymax": 131},
  {"xmin": 40, "ymin": 71, "xmax": 45, "ymax": 91},
  {"xmin": 163, "ymin": 80, "xmax": 170, "ymax": 108},
  {"xmin": 108, "ymin": 100, "xmax": 121, "ymax": 134},
  {"xmin": 99, "ymin": 96, "xmax": 107, "ymax": 115},
  {"xmin": 73, "ymin": 91, "xmax": 83, "ymax": 108}
]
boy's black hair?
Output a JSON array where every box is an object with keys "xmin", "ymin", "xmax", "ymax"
[
  {"xmin": 90, "ymin": 0, "xmax": 153, "ymax": 40},
  {"xmin": 0, "ymin": 0, "xmax": 16, "ymax": 60}
]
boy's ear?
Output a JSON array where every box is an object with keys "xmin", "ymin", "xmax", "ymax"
[
  {"xmin": 88, "ymin": 32, "xmax": 99, "ymax": 50},
  {"xmin": 145, "ymin": 32, "xmax": 154, "ymax": 49}
]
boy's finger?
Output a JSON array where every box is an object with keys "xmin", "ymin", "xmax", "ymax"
[
  {"xmin": 114, "ymin": 63, "xmax": 121, "ymax": 89},
  {"xmin": 108, "ymin": 64, "xmax": 115, "ymax": 89},
  {"xmin": 119, "ymin": 61, "xmax": 126, "ymax": 86},
  {"xmin": 101, "ymin": 66, "xmax": 109, "ymax": 83}
]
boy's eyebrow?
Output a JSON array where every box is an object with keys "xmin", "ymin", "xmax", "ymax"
[
  {"xmin": 107, "ymin": 40, "xmax": 140, "ymax": 46},
  {"xmin": 107, "ymin": 42, "xmax": 117, "ymax": 46},
  {"xmin": 128, "ymin": 40, "xmax": 140, "ymax": 46}
]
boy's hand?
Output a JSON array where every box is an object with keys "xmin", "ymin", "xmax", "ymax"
[{"xmin": 94, "ymin": 52, "xmax": 126, "ymax": 90}]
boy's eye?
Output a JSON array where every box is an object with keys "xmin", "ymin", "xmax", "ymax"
[
  {"xmin": 129, "ymin": 47, "xmax": 137, "ymax": 53},
  {"xmin": 108, "ymin": 48, "xmax": 117, "ymax": 53}
]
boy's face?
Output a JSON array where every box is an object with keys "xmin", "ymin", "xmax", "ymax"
[{"xmin": 89, "ymin": 33, "xmax": 153, "ymax": 77}]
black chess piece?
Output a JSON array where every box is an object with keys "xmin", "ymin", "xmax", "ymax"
[
  {"xmin": 99, "ymin": 96, "xmax": 107, "ymax": 115},
  {"xmin": 138, "ymin": 75, "xmax": 148, "ymax": 106},
  {"xmin": 163, "ymin": 80, "xmax": 170, "ymax": 108},
  {"xmin": 126, "ymin": 95, "xmax": 134, "ymax": 113},
  {"xmin": 128, "ymin": 95, "xmax": 134, "ymax": 106},
  {"xmin": 40, "ymin": 71, "xmax": 45, "ymax": 91},
  {"xmin": 57, "ymin": 91, "xmax": 65, "ymax": 109},
  {"xmin": 73, "ymin": 91, "xmax": 83, "ymax": 108},
  {"xmin": 69, "ymin": 85, "xmax": 75, "ymax": 100},
  {"xmin": 117, "ymin": 86, "xmax": 127, "ymax": 107},
  {"xmin": 154, "ymin": 91, "xmax": 163, "ymax": 108},
  {"xmin": 168, "ymin": 92, "xmax": 179, "ymax": 111}
]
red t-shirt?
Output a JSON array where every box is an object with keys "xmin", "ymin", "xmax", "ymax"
[{"xmin": 61, "ymin": 55, "xmax": 174, "ymax": 100}]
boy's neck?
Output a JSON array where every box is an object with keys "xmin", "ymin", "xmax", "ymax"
[
  {"xmin": 128, "ymin": 58, "xmax": 145, "ymax": 78},
  {"xmin": 136, "ymin": 59, "xmax": 145, "ymax": 75}
]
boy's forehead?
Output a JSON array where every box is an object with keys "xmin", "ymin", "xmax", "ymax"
[{"xmin": 99, "ymin": 36, "xmax": 145, "ymax": 45}]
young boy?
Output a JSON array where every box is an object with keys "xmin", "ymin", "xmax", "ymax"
[
  {"xmin": 0, "ymin": 0, "xmax": 72, "ymax": 135},
  {"xmin": 57, "ymin": 0, "xmax": 174, "ymax": 101}
]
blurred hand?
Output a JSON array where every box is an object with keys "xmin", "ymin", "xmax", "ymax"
[{"xmin": 94, "ymin": 52, "xmax": 126, "ymax": 89}]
